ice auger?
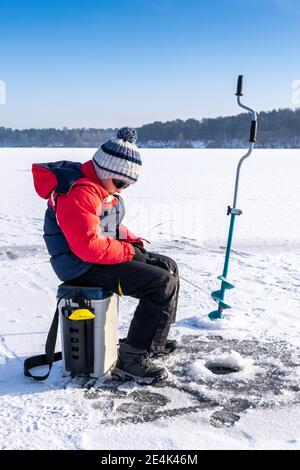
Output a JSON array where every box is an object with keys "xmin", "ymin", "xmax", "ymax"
[{"xmin": 209, "ymin": 75, "xmax": 258, "ymax": 320}]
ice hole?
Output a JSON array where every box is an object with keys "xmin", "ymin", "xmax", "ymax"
[
  {"xmin": 205, "ymin": 363, "xmax": 241, "ymax": 375},
  {"xmin": 204, "ymin": 351, "xmax": 245, "ymax": 375}
]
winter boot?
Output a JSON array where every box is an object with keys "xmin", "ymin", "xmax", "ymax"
[
  {"xmin": 150, "ymin": 339, "xmax": 179, "ymax": 357},
  {"xmin": 111, "ymin": 340, "xmax": 168, "ymax": 384}
]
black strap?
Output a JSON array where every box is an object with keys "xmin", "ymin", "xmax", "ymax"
[
  {"xmin": 24, "ymin": 300, "xmax": 62, "ymax": 381},
  {"xmin": 115, "ymin": 194, "xmax": 120, "ymax": 240}
]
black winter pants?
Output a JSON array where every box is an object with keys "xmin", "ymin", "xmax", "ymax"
[{"xmin": 69, "ymin": 252, "xmax": 179, "ymax": 351}]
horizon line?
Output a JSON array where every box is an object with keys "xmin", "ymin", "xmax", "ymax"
[{"xmin": 0, "ymin": 106, "xmax": 297, "ymax": 132}]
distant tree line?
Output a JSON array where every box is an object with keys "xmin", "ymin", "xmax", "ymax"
[
  {"xmin": 137, "ymin": 108, "xmax": 300, "ymax": 148},
  {"xmin": 0, "ymin": 108, "xmax": 299, "ymax": 148},
  {"xmin": 0, "ymin": 127, "xmax": 115, "ymax": 148}
]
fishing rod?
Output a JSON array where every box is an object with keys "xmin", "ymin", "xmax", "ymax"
[{"xmin": 209, "ymin": 75, "xmax": 258, "ymax": 320}]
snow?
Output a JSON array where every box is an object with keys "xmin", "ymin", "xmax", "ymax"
[{"xmin": 0, "ymin": 148, "xmax": 300, "ymax": 450}]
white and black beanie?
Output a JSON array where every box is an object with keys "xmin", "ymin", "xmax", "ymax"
[{"xmin": 92, "ymin": 127, "xmax": 142, "ymax": 185}]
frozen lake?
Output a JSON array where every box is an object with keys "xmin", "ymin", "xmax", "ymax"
[
  {"xmin": 0, "ymin": 148, "xmax": 300, "ymax": 450},
  {"xmin": 1, "ymin": 148, "xmax": 300, "ymax": 251}
]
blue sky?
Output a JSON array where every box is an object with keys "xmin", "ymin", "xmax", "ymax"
[{"xmin": 0, "ymin": 0, "xmax": 299, "ymax": 129}]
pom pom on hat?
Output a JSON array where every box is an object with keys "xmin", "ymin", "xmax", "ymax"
[{"xmin": 117, "ymin": 127, "xmax": 137, "ymax": 144}]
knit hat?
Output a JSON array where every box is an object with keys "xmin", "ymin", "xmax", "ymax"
[{"xmin": 92, "ymin": 127, "xmax": 142, "ymax": 185}]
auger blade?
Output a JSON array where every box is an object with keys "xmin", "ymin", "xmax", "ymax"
[
  {"xmin": 208, "ymin": 310, "xmax": 223, "ymax": 321},
  {"xmin": 217, "ymin": 275, "xmax": 235, "ymax": 289},
  {"xmin": 209, "ymin": 274, "xmax": 234, "ymax": 320},
  {"xmin": 211, "ymin": 290, "xmax": 231, "ymax": 310}
]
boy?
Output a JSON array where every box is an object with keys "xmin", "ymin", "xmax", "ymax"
[{"xmin": 33, "ymin": 127, "xmax": 179, "ymax": 383}]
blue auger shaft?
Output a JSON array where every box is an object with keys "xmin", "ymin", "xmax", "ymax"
[
  {"xmin": 209, "ymin": 213, "xmax": 236, "ymax": 320},
  {"xmin": 223, "ymin": 214, "xmax": 235, "ymax": 279},
  {"xmin": 208, "ymin": 75, "xmax": 257, "ymax": 321},
  {"xmin": 222, "ymin": 214, "xmax": 235, "ymax": 282}
]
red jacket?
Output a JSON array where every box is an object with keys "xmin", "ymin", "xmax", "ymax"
[{"xmin": 32, "ymin": 159, "xmax": 145, "ymax": 280}]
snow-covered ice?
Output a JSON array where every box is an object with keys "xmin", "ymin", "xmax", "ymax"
[{"xmin": 0, "ymin": 148, "xmax": 300, "ymax": 450}]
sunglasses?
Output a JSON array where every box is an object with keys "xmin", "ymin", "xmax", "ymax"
[{"xmin": 112, "ymin": 179, "xmax": 130, "ymax": 190}]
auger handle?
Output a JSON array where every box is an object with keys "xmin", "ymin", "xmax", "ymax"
[
  {"xmin": 233, "ymin": 75, "xmax": 258, "ymax": 209},
  {"xmin": 236, "ymin": 75, "xmax": 243, "ymax": 96},
  {"xmin": 250, "ymin": 120, "xmax": 257, "ymax": 143}
]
